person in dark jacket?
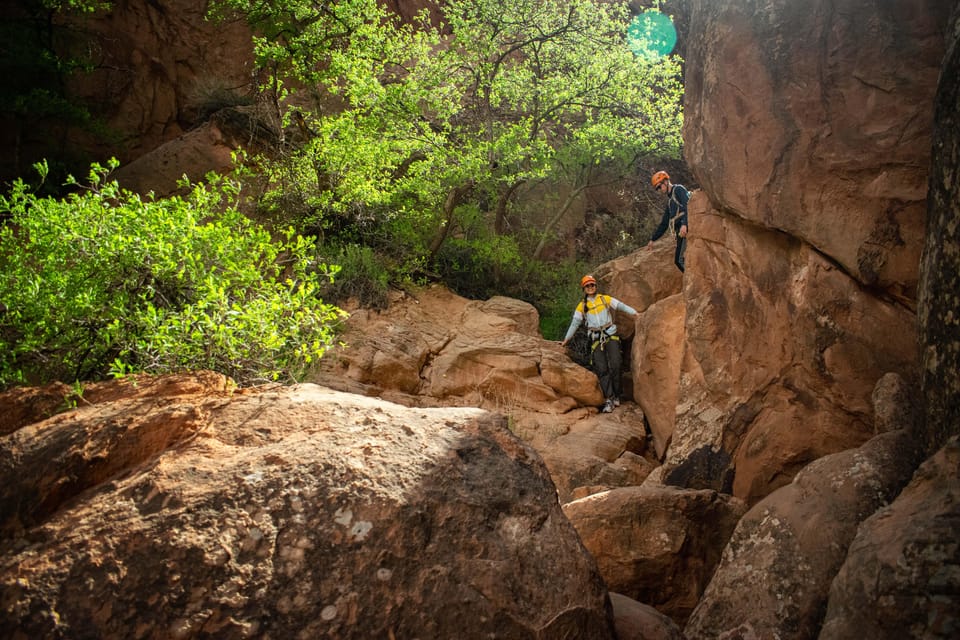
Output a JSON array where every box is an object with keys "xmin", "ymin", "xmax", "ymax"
[{"xmin": 648, "ymin": 170, "xmax": 689, "ymax": 272}]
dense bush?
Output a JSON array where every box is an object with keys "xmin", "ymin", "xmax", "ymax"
[
  {"xmin": 0, "ymin": 160, "xmax": 345, "ymax": 388},
  {"xmin": 316, "ymin": 243, "xmax": 391, "ymax": 310}
]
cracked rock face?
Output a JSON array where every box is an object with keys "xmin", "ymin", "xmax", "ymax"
[
  {"xmin": 919, "ymin": 1, "xmax": 960, "ymax": 455},
  {"xmin": 664, "ymin": 0, "xmax": 952, "ymax": 504},
  {"xmin": 0, "ymin": 374, "xmax": 615, "ymax": 639},
  {"xmin": 684, "ymin": 0, "xmax": 947, "ymax": 300},
  {"xmin": 682, "ymin": 428, "xmax": 923, "ymax": 639}
]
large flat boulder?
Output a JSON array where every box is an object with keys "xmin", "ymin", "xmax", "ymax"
[{"xmin": 0, "ymin": 374, "xmax": 615, "ymax": 639}]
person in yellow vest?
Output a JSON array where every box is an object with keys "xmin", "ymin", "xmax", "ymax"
[{"xmin": 560, "ymin": 275, "xmax": 638, "ymax": 413}]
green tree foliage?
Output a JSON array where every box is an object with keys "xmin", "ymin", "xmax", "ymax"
[
  {"xmin": 211, "ymin": 0, "xmax": 683, "ymax": 301},
  {"xmin": 0, "ymin": 160, "xmax": 345, "ymax": 389}
]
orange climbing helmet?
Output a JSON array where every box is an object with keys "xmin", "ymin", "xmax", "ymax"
[
  {"xmin": 580, "ymin": 274, "xmax": 597, "ymax": 288},
  {"xmin": 651, "ymin": 170, "xmax": 670, "ymax": 189}
]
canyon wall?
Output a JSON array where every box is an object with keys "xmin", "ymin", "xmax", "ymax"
[
  {"xmin": 8, "ymin": 0, "xmax": 956, "ymax": 510},
  {"xmin": 667, "ymin": 0, "xmax": 953, "ymax": 503}
]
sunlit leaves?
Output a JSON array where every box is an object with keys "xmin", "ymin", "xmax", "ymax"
[
  {"xmin": 210, "ymin": 0, "xmax": 683, "ymax": 285},
  {"xmin": 0, "ymin": 161, "xmax": 345, "ymax": 388}
]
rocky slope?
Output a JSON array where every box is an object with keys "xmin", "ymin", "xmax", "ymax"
[
  {"xmin": 1, "ymin": 0, "xmax": 959, "ymax": 638},
  {"xmin": 1, "ymin": 373, "xmax": 616, "ymax": 639}
]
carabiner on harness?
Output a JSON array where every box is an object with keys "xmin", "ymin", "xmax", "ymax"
[{"xmin": 590, "ymin": 330, "xmax": 611, "ymax": 351}]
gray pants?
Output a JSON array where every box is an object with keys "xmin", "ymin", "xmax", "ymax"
[{"xmin": 591, "ymin": 334, "xmax": 622, "ymax": 400}]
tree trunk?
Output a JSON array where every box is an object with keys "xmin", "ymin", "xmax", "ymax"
[
  {"xmin": 427, "ymin": 181, "xmax": 474, "ymax": 262},
  {"xmin": 494, "ymin": 180, "xmax": 524, "ymax": 234},
  {"xmin": 532, "ymin": 184, "xmax": 588, "ymax": 260}
]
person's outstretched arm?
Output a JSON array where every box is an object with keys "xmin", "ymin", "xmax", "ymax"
[{"xmin": 560, "ymin": 306, "xmax": 584, "ymax": 346}]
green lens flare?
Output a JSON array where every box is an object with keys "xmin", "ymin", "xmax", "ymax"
[{"xmin": 628, "ymin": 10, "xmax": 677, "ymax": 59}]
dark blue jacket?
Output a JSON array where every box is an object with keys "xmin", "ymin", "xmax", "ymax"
[{"xmin": 650, "ymin": 184, "xmax": 689, "ymax": 242}]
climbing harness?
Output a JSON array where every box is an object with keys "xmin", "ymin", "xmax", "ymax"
[
  {"xmin": 589, "ymin": 325, "xmax": 616, "ymax": 350},
  {"xmin": 582, "ymin": 295, "xmax": 616, "ymax": 352},
  {"xmin": 591, "ymin": 333, "xmax": 619, "ymax": 360}
]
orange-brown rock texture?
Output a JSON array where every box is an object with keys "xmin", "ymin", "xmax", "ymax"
[
  {"xmin": 684, "ymin": 0, "xmax": 944, "ymax": 302},
  {"xmin": 58, "ymin": 0, "xmax": 255, "ymax": 165},
  {"xmin": 0, "ymin": 374, "xmax": 615, "ymax": 639},
  {"xmin": 3, "ymin": 0, "xmax": 960, "ymax": 637},
  {"xmin": 563, "ymin": 485, "xmax": 746, "ymax": 626},
  {"xmin": 665, "ymin": 0, "xmax": 954, "ymax": 504}
]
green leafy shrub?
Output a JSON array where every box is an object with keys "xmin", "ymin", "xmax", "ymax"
[
  {"xmin": 524, "ymin": 261, "xmax": 591, "ymax": 341},
  {"xmin": 317, "ymin": 243, "xmax": 391, "ymax": 310},
  {"xmin": 0, "ymin": 160, "xmax": 345, "ymax": 389},
  {"xmin": 434, "ymin": 232, "xmax": 524, "ymax": 301}
]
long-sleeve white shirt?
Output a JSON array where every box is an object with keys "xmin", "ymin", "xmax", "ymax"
[{"xmin": 563, "ymin": 293, "xmax": 638, "ymax": 343}]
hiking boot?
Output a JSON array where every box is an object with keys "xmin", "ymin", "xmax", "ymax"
[
  {"xmin": 613, "ymin": 397, "xmax": 621, "ymax": 407},
  {"xmin": 601, "ymin": 399, "xmax": 614, "ymax": 413}
]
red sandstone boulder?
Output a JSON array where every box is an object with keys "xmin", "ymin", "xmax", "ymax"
[
  {"xmin": 669, "ymin": 193, "xmax": 918, "ymax": 504},
  {"xmin": 311, "ymin": 286, "xmax": 603, "ymax": 412},
  {"xmin": 670, "ymin": 0, "xmax": 948, "ymax": 506},
  {"xmin": 595, "ymin": 242, "xmax": 684, "ymax": 329},
  {"xmin": 112, "ymin": 109, "xmax": 273, "ymax": 197},
  {"xmin": 563, "ymin": 484, "xmax": 746, "ymax": 626},
  {"xmin": 684, "ymin": 0, "xmax": 948, "ymax": 302},
  {"xmin": 0, "ymin": 374, "xmax": 615, "ymax": 639},
  {"xmin": 631, "ymin": 293, "xmax": 686, "ymax": 459},
  {"xmin": 538, "ymin": 403, "xmax": 655, "ymax": 503},
  {"xmin": 819, "ymin": 436, "xmax": 960, "ymax": 640},
  {"xmin": 683, "ymin": 427, "xmax": 924, "ymax": 640}
]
